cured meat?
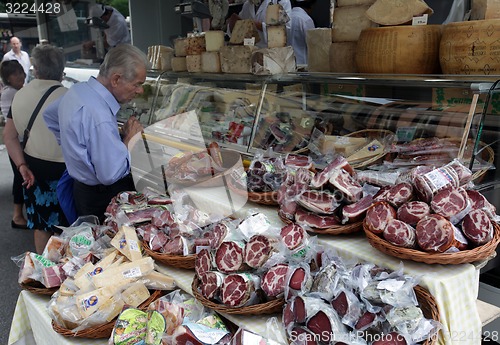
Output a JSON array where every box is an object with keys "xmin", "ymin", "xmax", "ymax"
[
  {"xmin": 171, "ymin": 325, "xmax": 203, "ymax": 345},
  {"xmin": 149, "ymin": 231, "xmax": 169, "ymax": 252},
  {"xmin": 199, "ymin": 271, "xmax": 225, "ymax": 300},
  {"xmin": 288, "ymin": 266, "xmax": 311, "ymax": 291},
  {"xmin": 295, "ymin": 168, "xmax": 314, "ymax": 185},
  {"xmin": 311, "ymin": 263, "xmax": 338, "ymax": 301},
  {"xmin": 354, "ymin": 311, "xmax": 377, "ymax": 330},
  {"xmin": 293, "ymin": 296, "xmax": 307, "ymax": 323},
  {"xmin": 416, "ymin": 214, "xmax": 466, "ymax": 252},
  {"xmin": 41, "ymin": 264, "xmax": 66, "ymax": 288},
  {"xmin": 331, "ymin": 291, "xmax": 348, "ymax": 317},
  {"xmin": 383, "ymin": 219, "xmax": 417, "ymax": 248},
  {"xmin": 448, "ymin": 160, "xmax": 473, "ymax": 186},
  {"xmin": 280, "ymin": 223, "xmax": 306, "ymax": 250},
  {"xmin": 215, "ymin": 241, "xmax": 247, "ymax": 273},
  {"xmin": 306, "ymin": 305, "xmax": 346, "ymax": 344},
  {"xmin": 208, "ymin": 222, "xmax": 228, "ymax": 249},
  {"xmin": 364, "ymin": 201, "xmax": 397, "ymax": 235},
  {"xmin": 195, "ymin": 248, "xmax": 213, "ymax": 277},
  {"xmin": 431, "ymin": 188, "xmax": 471, "ymax": 224},
  {"xmin": 151, "ymin": 209, "xmax": 176, "ymax": 229},
  {"xmin": 261, "ymin": 263, "xmax": 289, "ymax": 298},
  {"xmin": 462, "ymin": 209, "xmax": 494, "ymax": 246},
  {"xmin": 295, "ymin": 207, "xmax": 341, "ymax": 229},
  {"xmin": 328, "ymin": 168, "xmax": 362, "ymax": 203},
  {"xmin": 413, "ymin": 165, "xmax": 459, "ymax": 203},
  {"xmin": 466, "ymin": 189, "xmax": 497, "ymax": 218},
  {"xmin": 285, "ymin": 153, "xmax": 313, "ymax": 170},
  {"xmin": 283, "ymin": 300, "xmax": 295, "ymax": 330},
  {"xmin": 296, "ymin": 190, "xmax": 340, "ymax": 215},
  {"xmin": 221, "ymin": 273, "xmax": 258, "ymax": 307},
  {"xmin": 244, "ymin": 235, "xmax": 277, "ymax": 269},
  {"xmin": 341, "ymin": 195, "xmax": 374, "ymax": 224},
  {"xmin": 279, "ymin": 199, "xmax": 298, "ymax": 221},
  {"xmin": 397, "ymin": 201, "xmax": 430, "ymax": 226},
  {"xmin": 162, "ymin": 236, "xmax": 185, "ymax": 255},
  {"xmin": 310, "ymin": 155, "xmax": 354, "ymax": 189},
  {"xmin": 381, "ymin": 182, "xmax": 414, "ymax": 208}
]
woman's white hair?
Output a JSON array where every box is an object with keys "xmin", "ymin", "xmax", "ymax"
[{"xmin": 99, "ymin": 44, "xmax": 149, "ymax": 81}]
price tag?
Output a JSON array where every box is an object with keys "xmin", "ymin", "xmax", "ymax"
[
  {"xmin": 412, "ymin": 13, "xmax": 428, "ymax": 26},
  {"xmin": 396, "ymin": 127, "xmax": 416, "ymax": 142},
  {"xmin": 243, "ymin": 37, "xmax": 255, "ymax": 46}
]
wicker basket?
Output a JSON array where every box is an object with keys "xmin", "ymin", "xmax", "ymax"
[
  {"xmin": 142, "ymin": 241, "xmax": 195, "ymax": 269},
  {"xmin": 20, "ymin": 280, "xmax": 58, "ymax": 296},
  {"xmin": 345, "ymin": 129, "xmax": 394, "ymax": 169},
  {"xmin": 363, "ymin": 220, "xmax": 500, "ymax": 265},
  {"xmin": 52, "ymin": 289, "xmax": 164, "ymax": 338},
  {"xmin": 191, "ymin": 276, "xmax": 284, "ymax": 315},
  {"xmin": 278, "ymin": 212, "xmax": 363, "ymax": 235},
  {"xmin": 415, "ymin": 285, "xmax": 441, "ymax": 345}
]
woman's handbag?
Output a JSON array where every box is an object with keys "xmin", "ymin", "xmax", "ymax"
[{"xmin": 57, "ymin": 169, "xmax": 78, "ymax": 224}]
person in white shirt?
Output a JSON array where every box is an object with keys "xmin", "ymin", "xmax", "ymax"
[
  {"xmin": 2, "ymin": 37, "xmax": 31, "ymax": 84},
  {"xmin": 84, "ymin": 4, "xmax": 130, "ymax": 50},
  {"xmin": 289, "ymin": 0, "xmax": 316, "ymax": 65},
  {"xmin": 228, "ymin": 0, "xmax": 292, "ymax": 48}
]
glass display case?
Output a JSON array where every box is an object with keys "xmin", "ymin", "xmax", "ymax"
[{"xmin": 134, "ymin": 72, "xmax": 499, "ymax": 191}]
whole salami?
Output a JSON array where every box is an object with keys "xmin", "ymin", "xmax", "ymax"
[
  {"xmin": 379, "ymin": 182, "xmax": 414, "ymax": 208},
  {"xmin": 462, "ymin": 209, "xmax": 494, "ymax": 246},
  {"xmin": 261, "ymin": 263, "xmax": 290, "ymax": 298},
  {"xmin": 430, "ymin": 188, "xmax": 471, "ymax": 224},
  {"xmin": 415, "ymin": 214, "xmax": 467, "ymax": 252},
  {"xmin": 364, "ymin": 201, "xmax": 397, "ymax": 235},
  {"xmin": 244, "ymin": 235, "xmax": 277, "ymax": 269},
  {"xmin": 199, "ymin": 271, "xmax": 225, "ymax": 300},
  {"xmin": 280, "ymin": 223, "xmax": 307, "ymax": 250},
  {"xmin": 383, "ymin": 219, "xmax": 417, "ymax": 248},
  {"xmin": 221, "ymin": 273, "xmax": 259, "ymax": 307},
  {"xmin": 215, "ymin": 241, "xmax": 247, "ymax": 273},
  {"xmin": 397, "ymin": 201, "xmax": 430, "ymax": 226},
  {"xmin": 195, "ymin": 248, "xmax": 213, "ymax": 277}
]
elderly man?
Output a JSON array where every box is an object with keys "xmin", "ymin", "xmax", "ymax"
[
  {"xmin": 44, "ymin": 44, "xmax": 146, "ymax": 222},
  {"xmin": 2, "ymin": 36, "xmax": 31, "ymax": 83}
]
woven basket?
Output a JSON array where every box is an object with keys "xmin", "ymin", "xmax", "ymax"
[
  {"xmin": 363, "ymin": 220, "xmax": 500, "ymax": 265},
  {"xmin": 278, "ymin": 212, "xmax": 363, "ymax": 235},
  {"xmin": 191, "ymin": 276, "xmax": 284, "ymax": 315},
  {"xmin": 415, "ymin": 285, "xmax": 441, "ymax": 345},
  {"xmin": 52, "ymin": 289, "xmax": 164, "ymax": 338},
  {"xmin": 345, "ymin": 129, "xmax": 394, "ymax": 169},
  {"xmin": 142, "ymin": 241, "xmax": 195, "ymax": 269},
  {"xmin": 20, "ymin": 280, "xmax": 58, "ymax": 296}
]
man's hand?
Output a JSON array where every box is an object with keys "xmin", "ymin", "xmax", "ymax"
[{"xmin": 122, "ymin": 115, "xmax": 143, "ymax": 148}]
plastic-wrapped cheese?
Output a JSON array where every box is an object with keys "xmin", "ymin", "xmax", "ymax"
[
  {"xmin": 267, "ymin": 25, "xmax": 287, "ymax": 48},
  {"xmin": 186, "ymin": 55, "xmax": 202, "ymax": 72},
  {"xmin": 220, "ymin": 45, "xmax": 255, "ymax": 73},
  {"xmin": 205, "ymin": 30, "xmax": 225, "ymax": 51},
  {"xmin": 186, "ymin": 36, "xmax": 206, "ymax": 55},
  {"xmin": 230, "ymin": 19, "xmax": 260, "ymax": 45},
  {"xmin": 251, "ymin": 46, "xmax": 296, "ymax": 75},
  {"xmin": 329, "ymin": 42, "xmax": 358, "ymax": 72},
  {"xmin": 306, "ymin": 28, "xmax": 331, "ymax": 72},
  {"xmin": 174, "ymin": 37, "xmax": 188, "ymax": 57},
  {"xmin": 171, "ymin": 56, "xmax": 187, "ymax": 72},
  {"xmin": 332, "ymin": 5, "xmax": 377, "ymax": 42},
  {"xmin": 366, "ymin": 0, "xmax": 434, "ymax": 25},
  {"xmin": 201, "ymin": 51, "xmax": 222, "ymax": 73}
]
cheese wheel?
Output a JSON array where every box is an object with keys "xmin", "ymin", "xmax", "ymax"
[
  {"xmin": 329, "ymin": 42, "xmax": 358, "ymax": 73},
  {"xmin": 366, "ymin": 0, "xmax": 434, "ymax": 26},
  {"xmin": 230, "ymin": 19, "xmax": 260, "ymax": 45},
  {"xmin": 356, "ymin": 25, "xmax": 441, "ymax": 74},
  {"xmin": 440, "ymin": 19, "xmax": 500, "ymax": 75},
  {"xmin": 332, "ymin": 5, "xmax": 377, "ymax": 42},
  {"xmin": 306, "ymin": 28, "xmax": 331, "ymax": 72}
]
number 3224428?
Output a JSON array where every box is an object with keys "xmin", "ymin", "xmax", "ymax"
[{"xmin": 6, "ymin": 2, "xmax": 61, "ymax": 14}]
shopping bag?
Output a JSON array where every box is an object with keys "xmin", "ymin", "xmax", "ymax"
[{"xmin": 57, "ymin": 169, "xmax": 78, "ymax": 224}]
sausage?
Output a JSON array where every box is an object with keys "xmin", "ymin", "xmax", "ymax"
[{"xmin": 208, "ymin": 141, "xmax": 223, "ymax": 167}]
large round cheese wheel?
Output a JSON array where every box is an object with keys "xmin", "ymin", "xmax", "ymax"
[
  {"xmin": 356, "ymin": 25, "xmax": 442, "ymax": 74},
  {"xmin": 440, "ymin": 19, "xmax": 500, "ymax": 75}
]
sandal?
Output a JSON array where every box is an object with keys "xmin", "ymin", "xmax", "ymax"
[{"xmin": 11, "ymin": 220, "xmax": 28, "ymax": 229}]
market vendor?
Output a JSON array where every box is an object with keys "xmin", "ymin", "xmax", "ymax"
[
  {"xmin": 44, "ymin": 44, "xmax": 146, "ymax": 223},
  {"xmin": 83, "ymin": 4, "xmax": 130, "ymax": 51}
]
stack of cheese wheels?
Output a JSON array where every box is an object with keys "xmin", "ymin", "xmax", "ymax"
[
  {"xmin": 440, "ymin": 19, "xmax": 500, "ymax": 75},
  {"xmin": 356, "ymin": 25, "xmax": 442, "ymax": 74}
]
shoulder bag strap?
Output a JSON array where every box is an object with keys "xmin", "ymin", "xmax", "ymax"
[{"xmin": 21, "ymin": 84, "xmax": 62, "ymax": 150}]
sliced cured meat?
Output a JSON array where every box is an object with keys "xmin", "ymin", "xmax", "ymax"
[
  {"xmin": 341, "ymin": 195, "xmax": 374, "ymax": 224},
  {"xmin": 293, "ymin": 296, "xmax": 307, "ymax": 323},
  {"xmin": 382, "ymin": 182, "xmax": 414, "ymax": 208},
  {"xmin": 149, "ymin": 231, "xmax": 169, "ymax": 252},
  {"xmin": 215, "ymin": 241, "xmax": 247, "ymax": 273},
  {"xmin": 296, "ymin": 190, "xmax": 340, "ymax": 215},
  {"xmin": 372, "ymin": 332, "xmax": 407, "ymax": 345},
  {"xmin": 280, "ymin": 223, "xmax": 306, "ymax": 250},
  {"xmin": 294, "ymin": 168, "xmax": 314, "ymax": 185},
  {"xmin": 462, "ymin": 209, "xmax": 494, "ymax": 246},
  {"xmin": 295, "ymin": 207, "xmax": 341, "ymax": 229},
  {"xmin": 151, "ymin": 209, "xmax": 176, "ymax": 229},
  {"xmin": 364, "ymin": 201, "xmax": 396, "ymax": 235},
  {"xmin": 416, "ymin": 214, "xmax": 464, "ymax": 252},
  {"xmin": 162, "ymin": 236, "xmax": 185, "ymax": 255},
  {"xmin": 244, "ymin": 235, "xmax": 277, "ymax": 269},
  {"xmin": 448, "ymin": 160, "xmax": 473, "ymax": 186},
  {"xmin": 328, "ymin": 168, "xmax": 362, "ymax": 203},
  {"xmin": 195, "ymin": 248, "xmax": 213, "ymax": 277},
  {"xmin": 383, "ymin": 219, "xmax": 417, "ymax": 248},
  {"xmin": 331, "ymin": 291, "xmax": 348, "ymax": 317},
  {"xmin": 285, "ymin": 153, "xmax": 313, "ymax": 170},
  {"xmin": 221, "ymin": 273, "xmax": 258, "ymax": 307},
  {"xmin": 171, "ymin": 325, "xmax": 203, "ymax": 345},
  {"xmin": 354, "ymin": 311, "xmax": 377, "ymax": 330},
  {"xmin": 199, "ymin": 271, "xmax": 225, "ymax": 300},
  {"xmin": 288, "ymin": 266, "xmax": 312, "ymax": 293},
  {"xmin": 310, "ymin": 155, "xmax": 353, "ymax": 189},
  {"xmin": 283, "ymin": 300, "xmax": 295, "ymax": 331},
  {"xmin": 208, "ymin": 222, "xmax": 228, "ymax": 249},
  {"xmin": 397, "ymin": 201, "xmax": 430, "ymax": 226},
  {"xmin": 306, "ymin": 305, "xmax": 346, "ymax": 344},
  {"xmin": 261, "ymin": 263, "xmax": 289, "ymax": 298},
  {"xmin": 413, "ymin": 165, "xmax": 459, "ymax": 203},
  {"xmin": 278, "ymin": 200, "xmax": 298, "ymax": 222},
  {"xmin": 431, "ymin": 188, "xmax": 471, "ymax": 224},
  {"xmin": 466, "ymin": 189, "xmax": 497, "ymax": 218}
]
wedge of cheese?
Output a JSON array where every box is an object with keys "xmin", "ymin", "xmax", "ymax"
[
  {"xmin": 265, "ymin": 4, "xmax": 289, "ymax": 25},
  {"xmin": 122, "ymin": 226, "xmax": 142, "ymax": 261},
  {"xmin": 92, "ymin": 257, "xmax": 155, "ymax": 288},
  {"xmin": 230, "ymin": 19, "xmax": 260, "ymax": 45},
  {"xmin": 121, "ymin": 282, "xmax": 151, "ymax": 308},
  {"xmin": 332, "ymin": 5, "xmax": 377, "ymax": 42},
  {"xmin": 220, "ymin": 45, "xmax": 255, "ymax": 73},
  {"xmin": 329, "ymin": 42, "xmax": 358, "ymax": 73},
  {"xmin": 171, "ymin": 57, "xmax": 187, "ymax": 72},
  {"xmin": 347, "ymin": 139, "xmax": 384, "ymax": 163},
  {"xmin": 111, "ymin": 228, "xmax": 131, "ymax": 260},
  {"xmin": 267, "ymin": 25, "xmax": 287, "ymax": 48},
  {"xmin": 251, "ymin": 46, "xmax": 296, "ymax": 75},
  {"xmin": 306, "ymin": 28, "xmax": 331, "ymax": 72},
  {"xmin": 366, "ymin": 0, "xmax": 434, "ymax": 26},
  {"xmin": 205, "ymin": 30, "xmax": 225, "ymax": 52},
  {"xmin": 186, "ymin": 36, "xmax": 206, "ymax": 55},
  {"xmin": 97, "ymin": 295, "xmax": 125, "ymax": 322},
  {"xmin": 75, "ymin": 285, "xmax": 121, "ymax": 318},
  {"xmin": 322, "ymin": 136, "xmax": 367, "ymax": 156},
  {"xmin": 201, "ymin": 51, "xmax": 222, "ymax": 73},
  {"xmin": 186, "ymin": 55, "xmax": 202, "ymax": 72},
  {"xmin": 174, "ymin": 37, "xmax": 188, "ymax": 57},
  {"xmin": 140, "ymin": 270, "xmax": 176, "ymax": 290}
]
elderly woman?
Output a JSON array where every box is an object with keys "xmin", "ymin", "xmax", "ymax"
[{"xmin": 3, "ymin": 44, "xmax": 68, "ymax": 253}]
